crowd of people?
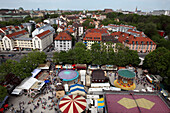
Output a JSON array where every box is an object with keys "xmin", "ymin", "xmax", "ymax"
[{"xmin": 6, "ymin": 65, "xmax": 61, "ymax": 113}]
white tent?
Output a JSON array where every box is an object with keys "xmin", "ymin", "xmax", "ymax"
[
  {"xmin": 11, "ymin": 77, "xmax": 39, "ymax": 95},
  {"xmin": 31, "ymin": 69, "xmax": 41, "ymax": 78},
  {"xmin": 80, "ymin": 70, "xmax": 86, "ymax": 85},
  {"xmin": 11, "ymin": 88, "xmax": 23, "ymax": 95},
  {"xmin": 17, "ymin": 77, "xmax": 38, "ymax": 90}
]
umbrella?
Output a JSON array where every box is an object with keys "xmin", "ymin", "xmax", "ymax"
[
  {"xmin": 0, "ymin": 108, "xmax": 4, "ymax": 112},
  {"xmin": 59, "ymin": 95, "xmax": 87, "ymax": 113},
  {"xmin": 44, "ymin": 80, "xmax": 50, "ymax": 83},
  {"xmin": 4, "ymin": 104, "xmax": 8, "ymax": 108}
]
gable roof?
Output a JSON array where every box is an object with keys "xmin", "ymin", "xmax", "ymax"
[
  {"xmin": 6, "ymin": 30, "xmax": 28, "ymax": 39},
  {"xmin": 55, "ymin": 32, "xmax": 72, "ymax": 41},
  {"xmin": 65, "ymin": 27, "xmax": 75, "ymax": 33},
  {"xmin": 83, "ymin": 32, "xmax": 102, "ymax": 41},
  {"xmin": 125, "ymin": 36, "xmax": 156, "ymax": 45},
  {"xmin": 36, "ymin": 30, "xmax": 52, "ymax": 39},
  {"xmin": 86, "ymin": 28, "xmax": 109, "ymax": 36}
]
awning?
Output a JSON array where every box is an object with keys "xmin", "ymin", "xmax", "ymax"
[
  {"xmin": 59, "ymin": 95, "xmax": 87, "ymax": 113},
  {"xmin": 11, "ymin": 88, "xmax": 23, "ymax": 95},
  {"xmin": 31, "ymin": 69, "xmax": 41, "ymax": 78},
  {"xmin": 97, "ymin": 98, "xmax": 104, "ymax": 108}
]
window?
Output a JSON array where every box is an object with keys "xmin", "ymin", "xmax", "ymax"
[{"xmin": 136, "ymin": 41, "xmax": 138, "ymax": 49}]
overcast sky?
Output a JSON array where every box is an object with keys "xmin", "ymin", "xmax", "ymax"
[{"xmin": 0, "ymin": 0, "xmax": 170, "ymax": 12}]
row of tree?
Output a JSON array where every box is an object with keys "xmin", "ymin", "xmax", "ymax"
[
  {"xmin": 0, "ymin": 51, "xmax": 47, "ymax": 81},
  {"xmin": 53, "ymin": 42, "xmax": 140, "ymax": 66}
]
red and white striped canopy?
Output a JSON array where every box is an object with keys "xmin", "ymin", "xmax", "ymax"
[{"xmin": 59, "ymin": 95, "xmax": 87, "ymax": 113}]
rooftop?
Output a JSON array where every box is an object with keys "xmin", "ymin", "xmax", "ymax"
[
  {"xmin": 55, "ymin": 32, "xmax": 72, "ymax": 41},
  {"xmin": 36, "ymin": 30, "xmax": 52, "ymax": 39},
  {"xmin": 118, "ymin": 69, "xmax": 136, "ymax": 79},
  {"xmin": 105, "ymin": 92, "xmax": 170, "ymax": 113}
]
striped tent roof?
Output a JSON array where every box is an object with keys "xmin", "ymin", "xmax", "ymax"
[
  {"xmin": 70, "ymin": 84, "xmax": 87, "ymax": 96},
  {"xmin": 59, "ymin": 95, "xmax": 87, "ymax": 113}
]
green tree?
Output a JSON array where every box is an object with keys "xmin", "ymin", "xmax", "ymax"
[
  {"xmin": 58, "ymin": 51, "xmax": 69, "ymax": 64},
  {"xmin": 75, "ymin": 42, "xmax": 86, "ymax": 49},
  {"xmin": 128, "ymin": 50, "xmax": 140, "ymax": 66},
  {"xmin": 91, "ymin": 42, "xmax": 102, "ymax": 65},
  {"xmin": 0, "ymin": 86, "xmax": 7, "ymax": 101},
  {"xmin": 53, "ymin": 52, "xmax": 60, "ymax": 64},
  {"xmin": 143, "ymin": 47, "xmax": 170, "ymax": 85}
]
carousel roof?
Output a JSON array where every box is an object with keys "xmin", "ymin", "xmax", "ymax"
[{"xmin": 118, "ymin": 69, "xmax": 135, "ymax": 79}]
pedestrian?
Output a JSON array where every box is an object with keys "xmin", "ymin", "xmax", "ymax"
[
  {"xmin": 30, "ymin": 109, "xmax": 33, "ymax": 113},
  {"xmin": 37, "ymin": 102, "xmax": 39, "ymax": 107}
]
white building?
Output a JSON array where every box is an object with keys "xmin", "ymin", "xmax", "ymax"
[
  {"xmin": 32, "ymin": 30, "xmax": 53, "ymax": 51},
  {"xmin": 2, "ymin": 30, "xmax": 29, "ymax": 51},
  {"xmin": 73, "ymin": 23, "xmax": 83, "ymax": 36},
  {"xmin": 32, "ymin": 24, "xmax": 55, "ymax": 37},
  {"xmin": 54, "ymin": 32, "xmax": 72, "ymax": 52}
]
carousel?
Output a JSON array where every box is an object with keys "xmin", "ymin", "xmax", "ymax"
[
  {"xmin": 58, "ymin": 70, "xmax": 79, "ymax": 86},
  {"xmin": 114, "ymin": 69, "xmax": 136, "ymax": 90}
]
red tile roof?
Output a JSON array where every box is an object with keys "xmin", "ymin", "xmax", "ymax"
[
  {"xmin": 86, "ymin": 28, "xmax": 109, "ymax": 35},
  {"xmin": 6, "ymin": 30, "xmax": 28, "ymax": 39},
  {"xmin": 36, "ymin": 30, "xmax": 52, "ymax": 39},
  {"xmin": 65, "ymin": 27, "xmax": 74, "ymax": 33},
  {"xmin": 126, "ymin": 36, "xmax": 156, "ymax": 45},
  {"xmin": 55, "ymin": 32, "xmax": 72, "ymax": 41},
  {"xmin": 111, "ymin": 32, "xmax": 156, "ymax": 45},
  {"xmin": 83, "ymin": 32, "xmax": 102, "ymax": 41}
]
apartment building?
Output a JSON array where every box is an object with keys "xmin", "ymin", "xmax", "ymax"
[
  {"xmin": 111, "ymin": 32, "xmax": 157, "ymax": 53},
  {"xmin": 32, "ymin": 30, "xmax": 53, "ymax": 51},
  {"xmin": 2, "ymin": 30, "xmax": 29, "ymax": 51},
  {"xmin": 83, "ymin": 28, "xmax": 109, "ymax": 49},
  {"xmin": 54, "ymin": 32, "xmax": 72, "ymax": 52}
]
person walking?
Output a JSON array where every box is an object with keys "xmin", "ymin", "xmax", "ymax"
[{"xmin": 30, "ymin": 109, "xmax": 33, "ymax": 113}]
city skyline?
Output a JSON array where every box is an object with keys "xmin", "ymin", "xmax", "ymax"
[{"xmin": 0, "ymin": 0, "xmax": 170, "ymax": 12}]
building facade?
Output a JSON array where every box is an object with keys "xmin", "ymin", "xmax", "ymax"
[
  {"xmin": 54, "ymin": 32, "xmax": 72, "ymax": 52},
  {"xmin": 32, "ymin": 30, "xmax": 53, "ymax": 51},
  {"xmin": 2, "ymin": 30, "xmax": 28, "ymax": 51}
]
